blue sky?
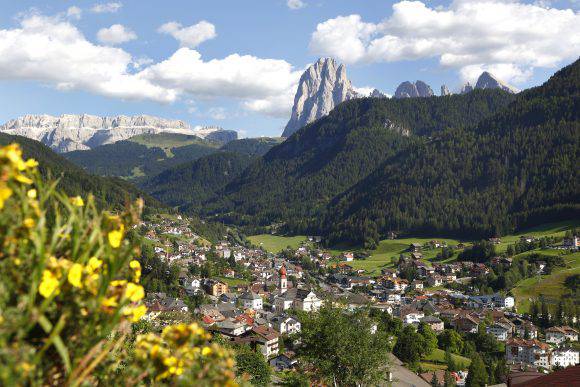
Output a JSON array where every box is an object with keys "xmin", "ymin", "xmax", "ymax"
[{"xmin": 0, "ymin": 0, "xmax": 578, "ymax": 137}]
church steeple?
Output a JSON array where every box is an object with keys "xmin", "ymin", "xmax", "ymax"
[{"xmin": 279, "ymin": 265, "xmax": 287, "ymax": 294}]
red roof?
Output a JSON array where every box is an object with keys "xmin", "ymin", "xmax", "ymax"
[{"xmin": 511, "ymin": 365, "xmax": 580, "ymax": 387}]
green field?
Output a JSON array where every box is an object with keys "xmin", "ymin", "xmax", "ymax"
[
  {"xmin": 511, "ymin": 250, "xmax": 580, "ymax": 313},
  {"xmin": 494, "ymin": 220, "xmax": 579, "ymax": 253},
  {"xmin": 248, "ymin": 234, "xmax": 309, "ymax": 254},
  {"xmin": 421, "ymin": 349, "xmax": 471, "ymax": 371},
  {"xmin": 128, "ymin": 133, "xmax": 218, "ymax": 157}
]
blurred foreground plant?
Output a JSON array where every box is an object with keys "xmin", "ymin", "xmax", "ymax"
[{"xmin": 0, "ymin": 143, "xmax": 236, "ymax": 386}]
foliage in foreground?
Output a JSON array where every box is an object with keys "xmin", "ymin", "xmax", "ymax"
[{"xmin": 0, "ymin": 144, "xmax": 236, "ymax": 386}]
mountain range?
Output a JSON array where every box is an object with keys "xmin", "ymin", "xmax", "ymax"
[{"xmin": 0, "ymin": 114, "xmax": 237, "ymax": 153}]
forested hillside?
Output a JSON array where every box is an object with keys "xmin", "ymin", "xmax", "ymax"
[
  {"xmin": 0, "ymin": 133, "xmax": 163, "ymax": 210},
  {"xmin": 220, "ymin": 137, "xmax": 283, "ymax": 156},
  {"xmin": 142, "ymin": 152, "xmax": 256, "ymax": 209},
  {"xmin": 200, "ymin": 89, "xmax": 515, "ymax": 230},
  {"xmin": 65, "ymin": 133, "xmax": 219, "ymax": 181},
  {"xmin": 322, "ymin": 59, "xmax": 579, "ymax": 245}
]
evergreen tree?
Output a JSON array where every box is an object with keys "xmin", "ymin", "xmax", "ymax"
[{"xmin": 466, "ymin": 354, "xmax": 488, "ymax": 387}]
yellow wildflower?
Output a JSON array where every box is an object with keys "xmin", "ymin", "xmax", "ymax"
[
  {"xmin": 125, "ymin": 282, "xmax": 144, "ymax": 302},
  {"xmin": 108, "ymin": 224, "xmax": 125, "ymax": 248},
  {"xmin": 70, "ymin": 196, "xmax": 84, "ymax": 207},
  {"xmin": 130, "ymin": 260, "xmax": 142, "ymax": 282},
  {"xmin": 101, "ymin": 296, "xmax": 119, "ymax": 308},
  {"xmin": 67, "ymin": 263, "xmax": 83, "ymax": 288},
  {"xmin": 27, "ymin": 189, "xmax": 37, "ymax": 199},
  {"xmin": 23, "ymin": 218, "xmax": 35, "ymax": 228},
  {"xmin": 15, "ymin": 174, "xmax": 33, "ymax": 185},
  {"xmin": 4, "ymin": 144, "xmax": 22, "ymax": 164},
  {"xmin": 111, "ymin": 279, "xmax": 127, "ymax": 287},
  {"xmin": 25, "ymin": 158, "xmax": 38, "ymax": 168},
  {"xmin": 39, "ymin": 270, "xmax": 60, "ymax": 298},
  {"xmin": 124, "ymin": 304, "xmax": 147, "ymax": 322},
  {"xmin": 87, "ymin": 256, "xmax": 103, "ymax": 273},
  {"xmin": 0, "ymin": 186, "xmax": 12, "ymax": 209},
  {"xmin": 202, "ymin": 346, "xmax": 212, "ymax": 356}
]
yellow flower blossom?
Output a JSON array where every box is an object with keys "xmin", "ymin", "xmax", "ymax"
[
  {"xmin": 27, "ymin": 189, "xmax": 37, "ymax": 199},
  {"xmin": 130, "ymin": 260, "xmax": 142, "ymax": 282},
  {"xmin": 87, "ymin": 256, "xmax": 103, "ymax": 273},
  {"xmin": 25, "ymin": 158, "xmax": 38, "ymax": 168},
  {"xmin": 0, "ymin": 186, "xmax": 12, "ymax": 209},
  {"xmin": 23, "ymin": 218, "xmax": 35, "ymax": 228},
  {"xmin": 125, "ymin": 282, "xmax": 144, "ymax": 302},
  {"xmin": 101, "ymin": 296, "xmax": 119, "ymax": 308},
  {"xmin": 108, "ymin": 224, "xmax": 125, "ymax": 248},
  {"xmin": 67, "ymin": 263, "xmax": 83, "ymax": 288},
  {"xmin": 124, "ymin": 304, "xmax": 147, "ymax": 322},
  {"xmin": 202, "ymin": 346, "xmax": 212, "ymax": 356},
  {"xmin": 70, "ymin": 196, "xmax": 84, "ymax": 207},
  {"xmin": 111, "ymin": 279, "xmax": 127, "ymax": 287},
  {"xmin": 39, "ymin": 270, "xmax": 60, "ymax": 298},
  {"xmin": 15, "ymin": 174, "xmax": 33, "ymax": 185}
]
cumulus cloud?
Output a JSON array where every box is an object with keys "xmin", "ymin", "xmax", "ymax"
[
  {"xmin": 310, "ymin": 0, "xmax": 580, "ymax": 84},
  {"xmin": 157, "ymin": 21, "xmax": 216, "ymax": 48},
  {"xmin": 97, "ymin": 24, "xmax": 137, "ymax": 45},
  {"xmin": 0, "ymin": 13, "xmax": 175, "ymax": 103},
  {"xmin": 90, "ymin": 2, "xmax": 122, "ymax": 13},
  {"xmin": 141, "ymin": 48, "xmax": 302, "ymax": 117},
  {"xmin": 287, "ymin": 0, "xmax": 306, "ymax": 10},
  {"xmin": 66, "ymin": 6, "xmax": 82, "ymax": 20}
]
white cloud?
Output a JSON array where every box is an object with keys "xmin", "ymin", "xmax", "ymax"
[
  {"xmin": 0, "ymin": 13, "xmax": 175, "ymax": 103},
  {"xmin": 310, "ymin": 0, "xmax": 580, "ymax": 84},
  {"xmin": 90, "ymin": 2, "xmax": 122, "ymax": 13},
  {"xmin": 97, "ymin": 24, "xmax": 137, "ymax": 45},
  {"xmin": 66, "ymin": 6, "xmax": 82, "ymax": 20},
  {"xmin": 207, "ymin": 107, "xmax": 227, "ymax": 120},
  {"xmin": 141, "ymin": 48, "xmax": 302, "ymax": 117},
  {"xmin": 353, "ymin": 86, "xmax": 375, "ymax": 96},
  {"xmin": 287, "ymin": 0, "xmax": 306, "ymax": 10},
  {"xmin": 157, "ymin": 21, "xmax": 216, "ymax": 48}
]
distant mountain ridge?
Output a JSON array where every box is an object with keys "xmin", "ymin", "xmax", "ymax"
[{"xmin": 0, "ymin": 114, "xmax": 237, "ymax": 152}]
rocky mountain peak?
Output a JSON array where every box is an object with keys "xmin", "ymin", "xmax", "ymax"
[
  {"xmin": 441, "ymin": 85, "xmax": 451, "ymax": 96},
  {"xmin": 460, "ymin": 82, "xmax": 474, "ymax": 94},
  {"xmin": 394, "ymin": 80, "xmax": 434, "ymax": 99},
  {"xmin": 475, "ymin": 71, "xmax": 518, "ymax": 93},
  {"xmin": 282, "ymin": 58, "xmax": 358, "ymax": 137}
]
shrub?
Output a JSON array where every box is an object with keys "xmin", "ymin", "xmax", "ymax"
[{"xmin": 0, "ymin": 144, "xmax": 236, "ymax": 386}]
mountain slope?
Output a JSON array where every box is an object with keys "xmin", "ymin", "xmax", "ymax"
[
  {"xmin": 142, "ymin": 152, "xmax": 256, "ymax": 209},
  {"xmin": 220, "ymin": 137, "xmax": 284, "ymax": 156},
  {"xmin": 0, "ymin": 133, "xmax": 163, "ymax": 210},
  {"xmin": 201, "ymin": 89, "xmax": 515, "ymax": 228},
  {"xmin": 64, "ymin": 133, "xmax": 219, "ymax": 181},
  {"xmin": 322, "ymin": 59, "xmax": 580, "ymax": 245}
]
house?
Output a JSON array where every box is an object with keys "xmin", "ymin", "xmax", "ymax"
[
  {"xmin": 343, "ymin": 252, "xmax": 354, "ymax": 262},
  {"xmin": 506, "ymin": 338, "xmax": 551, "ymax": 368},
  {"xmin": 551, "ymin": 348, "xmax": 579, "ymax": 368},
  {"xmin": 427, "ymin": 274, "xmax": 443, "ymax": 287},
  {"xmin": 204, "ymin": 279, "xmax": 229, "ymax": 297},
  {"xmin": 269, "ymin": 353, "xmax": 298, "ymax": 371},
  {"xmin": 513, "ymin": 320, "xmax": 538, "ymax": 339},
  {"xmin": 452, "ymin": 315, "xmax": 480, "ymax": 334},
  {"xmin": 487, "ymin": 322, "xmax": 512, "ymax": 341},
  {"xmin": 239, "ymin": 292, "xmax": 263, "ymax": 310},
  {"xmin": 215, "ymin": 319, "xmax": 249, "ymax": 337},
  {"xmin": 274, "ymin": 293, "xmax": 294, "ymax": 312},
  {"xmin": 410, "ymin": 243, "xmax": 422, "ymax": 252},
  {"xmin": 294, "ymin": 289, "xmax": 322, "ymax": 312},
  {"xmin": 411, "ymin": 280, "xmax": 424, "ymax": 290},
  {"xmin": 420, "ymin": 315, "xmax": 444, "ymax": 332},
  {"xmin": 271, "ymin": 315, "xmax": 301, "ymax": 335},
  {"xmin": 399, "ymin": 307, "xmax": 424, "ymax": 324},
  {"xmin": 546, "ymin": 326, "xmax": 579, "ymax": 344},
  {"xmin": 251, "ymin": 325, "xmax": 280, "ymax": 358},
  {"xmin": 563, "ymin": 235, "xmax": 580, "ymax": 249},
  {"xmin": 489, "ymin": 237, "xmax": 502, "ymax": 245}
]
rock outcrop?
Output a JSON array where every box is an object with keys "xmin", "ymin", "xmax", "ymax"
[
  {"xmin": 475, "ymin": 71, "xmax": 518, "ymax": 93},
  {"xmin": 460, "ymin": 82, "xmax": 474, "ymax": 94},
  {"xmin": 370, "ymin": 89, "xmax": 388, "ymax": 98},
  {"xmin": 0, "ymin": 114, "xmax": 237, "ymax": 152},
  {"xmin": 282, "ymin": 58, "xmax": 359, "ymax": 137},
  {"xmin": 394, "ymin": 81, "xmax": 434, "ymax": 98},
  {"xmin": 192, "ymin": 126, "xmax": 238, "ymax": 145},
  {"xmin": 441, "ymin": 85, "xmax": 451, "ymax": 96}
]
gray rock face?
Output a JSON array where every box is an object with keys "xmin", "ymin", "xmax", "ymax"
[
  {"xmin": 394, "ymin": 81, "xmax": 434, "ymax": 98},
  {"xmin": 475, "ymin": 71, "xmax": 518, "ymax": 93},
  {"xmin": 460, "ymin": 82, "xmax": 474, "ymax": 94},
  {"xmin": 383, "ymin": 119, "xmax": 411, "ymax": 137},
  {"xmin": 441, "ymin": 85, "xmax": 451, "ymax": 96},
  {"xmin": 282, "ymin": 58, "xmax": 359, "ymax": 137},
  {"xmin": 193, "ymin": 126, "xmax": 237, "ymax": 145},
  {"xmin": 0, "ymin": 114, "xmax": 237, "ymax": 153},
  {"xmin": 370, "ymin": 89, "xmax": 388, "ymax": 98}
]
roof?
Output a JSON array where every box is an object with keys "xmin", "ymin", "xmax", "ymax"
[
  {"xmin": 252, "ymin": 325, "xmax": 279, "ymax": 341},
  {"xmin": 546, "ymin": 326, "xmax": 578, "ymax": 334},
  {"xmin": 506, "ymin": 338, "xmax": 551, "ymax": 351},
  {"xmin": 511, "ymin": 365, "xmax": 580, "ymax": 387}
]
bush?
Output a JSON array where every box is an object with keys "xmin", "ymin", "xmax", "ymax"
[{"xmin": 0, "ymin": 144, "xmax": 236, "ymax": 386}]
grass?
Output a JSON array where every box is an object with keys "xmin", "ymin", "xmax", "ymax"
[
  {"xmin": 248, "ymin": 234, "xmax": 309, "ymax": 254},
  {"xmin": 495, "ymin": 220, "xmax": 579, "ymax": 253},
  {"xmin": 511, "ymin": 250, "xmax": 580, "ymax": 313},
  {"xmin": 214, "ymin": 276, "xmax": 249, "ymax": 286},
  {"xmin": 128, "ymin": 133, "xmax": 219, "ymax": 158},
  {"xmin": 420, "ymin": 349, "xmax": 471, "ymax": 371}
]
